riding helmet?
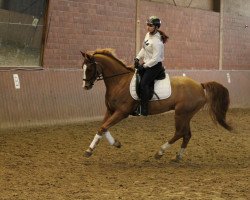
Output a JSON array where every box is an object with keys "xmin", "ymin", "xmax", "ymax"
[{"xmin": 147, "ymin": 16, "xmax": 161, "ymax": 28}]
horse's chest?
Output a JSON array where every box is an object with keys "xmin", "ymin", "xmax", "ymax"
[
  {"xmin": 106, "ymin": 99, "xmax": 119, "ymax": 110},
  {"xmin": 106, "ymin": 96, "xmax": 127, "ymax": 110},
  {"xmin": 106, "ymin": 86, "xmax": 130, "ymax": 110}
]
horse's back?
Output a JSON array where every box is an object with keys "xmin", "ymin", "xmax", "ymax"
[
  {"xmin": 171, "ymin": 76, "xmax": 199, "ymax": 86},
  {"xmin": 170, "ymin": 76, "xmax": 203, "ymax": 91}
]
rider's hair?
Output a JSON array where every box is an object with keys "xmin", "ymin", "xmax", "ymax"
[{"xmin": 158, "ymin": 30, "xmax": 169, "ymax": 44}]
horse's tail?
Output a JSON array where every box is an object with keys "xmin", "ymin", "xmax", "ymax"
[{"xmin": 201, "ymin": 82, "xmax": 233, "ymax": 131}]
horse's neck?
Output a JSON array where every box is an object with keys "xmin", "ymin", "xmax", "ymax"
[
  {"xmin": 96, "ymin": 55, "xmax": 127, "ymax": 76},
  {"xmin": 96, "ymin": 55, "xmax": 131, "ymax": 88}
]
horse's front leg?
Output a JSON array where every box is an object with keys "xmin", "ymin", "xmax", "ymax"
[{"xmin": 85, "ymin": 110, "xmax": 128, "ymax": 157}]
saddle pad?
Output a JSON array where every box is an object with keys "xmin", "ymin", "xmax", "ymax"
[{"xmin": 130, "ymin": 72, "xmax": 171, "ymax": 101}]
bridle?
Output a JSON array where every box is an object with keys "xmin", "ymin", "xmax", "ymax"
[
  {"xmin": 82, "ymin": 59, "xmax": 132, "ymax": 86},
  {"xmin": 82, "ymin": 60, "xmax": 103, "ymax": 82}
]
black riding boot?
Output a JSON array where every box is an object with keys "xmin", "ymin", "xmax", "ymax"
[
  {"xmin": 140, "ymin": 86, "xmax": 150, "ymax": 116},
  {"xmin": 140, "ymin": 100, "xmax": 148, "ymax": 116}
]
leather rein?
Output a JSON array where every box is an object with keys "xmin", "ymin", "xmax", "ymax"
[{"xmin": 82, "ymin": 60, "xmax": 132, "ymax": 83}]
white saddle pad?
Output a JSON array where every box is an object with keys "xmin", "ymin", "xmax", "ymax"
[{"xmin": 130, "ymin": 72, "xmax": 171, "ymax": 101}]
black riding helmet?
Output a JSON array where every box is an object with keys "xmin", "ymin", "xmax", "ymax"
[{"xmin": 146, "ymin": 16, "xmax": 161, "ymax": 28}]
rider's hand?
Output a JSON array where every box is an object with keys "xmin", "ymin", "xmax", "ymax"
[
  {"xmin": 134, "ymin": 58, "xmax": 140, "ymax": 68},
  {"xmin": 137, "ymin": 64, "xmax": 144, "ymax": 72}
]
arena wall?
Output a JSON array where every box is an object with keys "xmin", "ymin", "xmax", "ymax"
[
  {"xmin": 43, "ymin": 0, "xmax": 136, "ymax": 68},
  {"xmin": 0, "ymin": 0, "xmax": 250, "ymax": 128}
]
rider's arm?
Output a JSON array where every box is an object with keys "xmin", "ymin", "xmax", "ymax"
[{"xmin": 136, "ymin": 48, "xmax": 145, "ymax": 60}]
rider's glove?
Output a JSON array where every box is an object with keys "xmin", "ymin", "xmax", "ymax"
[
  {"xmin": 136, "ymin": 64, "xmax": 144, "ymax": 72},
  {"xmin": 134, "ymin": 58, "xmax": 140, "ymax": 68}
]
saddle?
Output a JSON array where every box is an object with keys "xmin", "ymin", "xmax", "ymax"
[
  {"xmin": 130, "ymin": 70, "xmax": 171, "ymax": 101},
  {"xmin": 135, "ymin": 69, "xmax": 166, "ymax": 100}
]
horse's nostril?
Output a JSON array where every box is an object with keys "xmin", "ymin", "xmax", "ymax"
[{"xmin": 84, "ymin": 85, "xmax": 92, "ymax": 90}]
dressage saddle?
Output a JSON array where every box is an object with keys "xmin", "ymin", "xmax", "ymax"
[
  {"xmin": 131, "ymin": 69, "xmax": 166, "ymax": 116},
  {"xmin": 135, "ymin": 69, "xmax": 166, "ymax": 100}
]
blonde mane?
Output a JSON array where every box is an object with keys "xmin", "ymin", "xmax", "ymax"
[{"xmin": 92, "ymin": 48, "xmax": 134, "ymax": 71}]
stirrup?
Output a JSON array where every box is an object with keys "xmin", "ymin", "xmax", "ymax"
[{"xmin": 131, "ymin": 105, "xmax": 141, "ymax": 116}]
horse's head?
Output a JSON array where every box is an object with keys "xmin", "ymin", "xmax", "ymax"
[{"xmin": 81, "ymin": 51, "xmax": 102, "ymax": 90}]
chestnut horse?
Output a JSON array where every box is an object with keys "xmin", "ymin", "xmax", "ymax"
[{"xmin": 81, "ymin": 49, "xmax": 232, "ymax": 161}]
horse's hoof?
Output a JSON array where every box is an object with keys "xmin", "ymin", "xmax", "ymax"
[
  {"xmin": 154, "ymin": 152, "xmax": 163, "ymax": 160},
  {"xmin": 113, "ymin": 140, "xmax": 121, "ymax": 148},
  {"xmin": 171, "ymin": 155, "xmax": 182, "ymax": 162},
  {"xmin": 84, "ymin": 150, "xmax": 93, "ymax": 157}
]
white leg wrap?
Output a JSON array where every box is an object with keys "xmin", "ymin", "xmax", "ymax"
[
  {"xmin": 105, "ymin": 131, "xmax": 115, "ymax": 145},
  {"xmin": 158, "ymin": 142, "xmax": 171, "ymax": 155},
  {"xmin": 82, "ymin": 81, "xmax": 85, "ymax": 88},
  {"xmin": 161, "ymin": 142, "xmax": 171, "ymax": 150},
  {"xmin": 82, "ymin": 64, "xmax": 87, "ymax": 88},
  {"xmin": 158, "ymin": 149, "xmax": 164, "ymax": 156},
  {"xmin": 178, "ymin": 148, "xmax": 185, "ymax": 157},
  {"xmin": 89, "ymin": 134, "xmax": 102, "ymax": 149}
]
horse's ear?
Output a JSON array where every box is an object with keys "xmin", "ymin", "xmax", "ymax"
[
  {"xmin": 80, "ymin": 51, "xmax": 86, "ymax": 57},
  {"xmin": 80, "ymin": 51, "xmax": 93, "ymax": 61},
  {"xmin": 86, "ymin": 54, "xmax": 93, "ymax": 61}
]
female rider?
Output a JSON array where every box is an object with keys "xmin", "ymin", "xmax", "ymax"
[{"xmin": 135, "ymin": 16, "xmax": 168, "ymax": 116}]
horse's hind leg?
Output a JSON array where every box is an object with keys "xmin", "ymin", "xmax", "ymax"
[
  {"xmin": 175, "ymin": 127, "xmax": 191, "ymax": 161},
  {"xmin": 154, "ymin": 133, "xmax": 183, "ymax": 160},
  {"xmin": 155, "ymin": 114, "xmax": 191, "ymax": 160}
]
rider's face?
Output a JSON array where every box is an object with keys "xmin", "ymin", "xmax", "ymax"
[{"xmin": 147, "ymin": 23, "xmax": 156, "ymax": 33}]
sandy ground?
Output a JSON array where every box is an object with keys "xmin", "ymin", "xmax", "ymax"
[{"xmin": 0, "ymin": 109, "xmax": 249, "ymax": 200}]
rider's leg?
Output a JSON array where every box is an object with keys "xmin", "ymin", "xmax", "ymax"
[
  {"xmin": 139, "ymin": 63, "xmax": 163, "ymax": 116},
  {"xmin": 140, "ymin": 69, "xmax": 150, "ymax": 116}
]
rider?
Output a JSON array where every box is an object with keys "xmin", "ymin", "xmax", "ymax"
[{"xmin": 134, "ymin": 16, "xmax": 168, "ymax": 116}]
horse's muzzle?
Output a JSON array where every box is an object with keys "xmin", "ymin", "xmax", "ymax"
[
  {"xmin": 82, "ymin": 81, "xmax": 93, "ymax": 90},
  {"xmin": 84, "ymin": 83, "xmax": 93, "ymax": 90}
]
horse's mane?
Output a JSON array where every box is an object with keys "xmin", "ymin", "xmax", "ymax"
[{"xmin": 92, "ymin": 48, "xmax": 134, "ymax": 72}]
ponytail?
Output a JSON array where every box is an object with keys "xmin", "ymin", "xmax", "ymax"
[{"xmin": 158, "ymin": 30, "xmax": 169, "ymax": 44}]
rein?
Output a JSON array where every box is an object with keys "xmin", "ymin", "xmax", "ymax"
[
  {"xmin": 82, "ymin": 61, "xmax": 132, "ymax": 82},
  {"xmin": 98, "ymin": 71, "xmax": 132, "ymax": 81}
]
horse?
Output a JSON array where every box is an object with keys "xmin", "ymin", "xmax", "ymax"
[{"xmin": 81, "ymin": 48, "xmax": 232, "ymax": 161}]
